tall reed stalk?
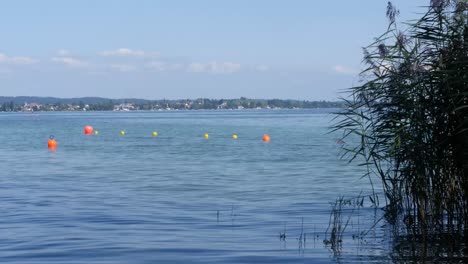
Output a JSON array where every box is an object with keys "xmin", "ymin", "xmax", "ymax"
[{"xmin": 334, "ymin": 0, "xmax": 468, "ymax": 235}]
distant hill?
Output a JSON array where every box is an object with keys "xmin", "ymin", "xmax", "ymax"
[
  {"xmin": 0, "ymin": 96, "xmax": 151, "ymax": 105},
  {"xmin": 0, "ymin": 96, "xmax": 345, "ymax": 111}
]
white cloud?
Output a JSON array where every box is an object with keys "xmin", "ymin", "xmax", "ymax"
[
  {"xmin": 146, "ymin": 61, "xmax": 184, "ymax": 72},
  {"xmin": 255, "ymin": 65, "xmax": 269, "ymax": 72},
  {"xmin": 211, "ymin": 62, "xmax": 241, "ymax": 73},
  {"xmin": 168, "ymin": 63, "xmax": 183, "ymax": 71},
  {"xmin": 187, "ymin": 61, "xmax": 241, "ymax": 74},
  {"xmin": 51, "ymin": 57, "xmax": 88, "ymax": 67},
  {"xmin": 56, "ymin": 49, "xmax": 71, "ymax": 56},
  {"xmin": 0, "ymin": 53, "xmax": 38, "ymax": 65},
  {"xmin": 0, "ymin": 53, "xmax": 7, "ymax": 63},
  {"xmin": 110, "ymin": 64, "xmax": 136, "ymax": 72},
  {"xmin": 10, "ymin": 56, "xmax": 38, "ymax": 65},
  {"xmin": 187, "ymin": 63, "xmax": 206, "ymax": 73},
  {"xmin": 100, "ymin": 48, "xmax": 158, "ymax": 58},
  {"xmin": 146, "ymin": 61, "xmax": 166, "ymax": 71},
  {"xmin": 333, "ymin": 65, "xmax": 359, "ymax": 75},
  {"xmin": 378, "ymin": 61, "xmax": 394, "ymax": 75}
]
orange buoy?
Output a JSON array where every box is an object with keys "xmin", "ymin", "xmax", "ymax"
[
  {"xmin": 84, "ymin": 125, "xmax": 93, "ymax": 135},
  {"xmin": 262, "ymin": 134, "xmax": 271, "ymax": 142},
  {"xmin": 48, "ymin": 138, "xmax": 57, "ymax": 149}
]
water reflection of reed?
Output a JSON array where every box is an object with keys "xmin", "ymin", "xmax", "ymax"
[
  {"xmin": 324, "ymin": 194, "xmax": 468, "ymax": 262},
  {"xmin": 392, "ymin": 231, "xmax": 468, "ymax": 263}
]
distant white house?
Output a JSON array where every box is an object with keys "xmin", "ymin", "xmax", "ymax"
[
  {"xmin": 23, "ymin": 102, "xmax": 42, "ymax": 111},
  {"xmin": 114, "ymin": 103, "xmax": 135, "ymax": 111},
  {"xmin": 217, "ymin": 102, "xmax": 227, "ymax": 109}
]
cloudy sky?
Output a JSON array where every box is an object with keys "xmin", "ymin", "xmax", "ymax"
[{"xmin": 0, "ymin": 0, "xmax": 428, "ymax": 100}]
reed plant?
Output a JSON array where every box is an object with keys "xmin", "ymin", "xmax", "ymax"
[{"xmin": 334, "ymin": 0, "xmax": 468, "ymax": 236}]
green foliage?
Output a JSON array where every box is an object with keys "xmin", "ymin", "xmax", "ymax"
[
  {"xmin": 0, "ymin": 97, "xmax": 345, "ymax": 111},
  {"xmin": 334, "ymin": 1, "xmax": 468, "ymax": 233},
  {"xmin": 1, "ymin": 101, "xmax": 15, "ymax": 112}
]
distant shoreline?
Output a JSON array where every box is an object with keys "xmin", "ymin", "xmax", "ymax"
[
  {"xmin": 0, "ymin": 108, "xmax": 341, "ymax": 114},
  {"xmin": 0, "ymin": 96, "xmax": 344, "ymax": 112}
]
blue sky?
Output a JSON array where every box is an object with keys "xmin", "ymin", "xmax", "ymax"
[{"xmin": 0, "ymin": 0, "xmax": 428, "ymax": 100}]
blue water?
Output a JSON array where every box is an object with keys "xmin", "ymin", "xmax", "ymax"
[{"xmin": 0, "ymin": 110, "xmax": 386, "ymax": 263}]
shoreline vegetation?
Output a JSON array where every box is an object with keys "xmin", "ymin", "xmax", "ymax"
[
  {"xmin": 0, "ymin": 96, "xmax": 344, "ymax": 112},
  {"xmin": 331, "ymin": 0, "xmax": 468, "ymax": 261}
]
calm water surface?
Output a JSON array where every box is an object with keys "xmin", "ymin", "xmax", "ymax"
[{"xmin": 0, "ymin": 110, "xmax": 388, "ymax": 263}]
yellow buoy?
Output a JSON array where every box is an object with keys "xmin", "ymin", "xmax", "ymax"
[
  {"xmin": 152, "ymin": 131, "xmax": 158, "ymax": 137},
  {"xmin": 232, "ymin": 134, "xmax": 238, "ymax": 139},
  {"xmin": 120, "ymin": 130, "xmax": 125, "ymax": 136},
  {"xmin": 204, "ymin": 133, "xmax": 209, "ymax": 139},
  {"xmin": 94, "ymin": 130, "xmax": 99, "ymax": 135}
]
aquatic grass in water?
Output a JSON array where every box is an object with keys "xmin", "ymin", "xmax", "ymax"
[{"xmin": 333, "ymin": 0, "xmax": 468, "ymax": 256}]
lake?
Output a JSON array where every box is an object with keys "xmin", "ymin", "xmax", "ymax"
[{"xmin": 0, "ymin": 110, "xmax": 389, "ymax": 263}]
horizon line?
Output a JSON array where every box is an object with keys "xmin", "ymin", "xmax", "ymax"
[{"xmin": 0, "ymin": 95, "xmax": 341, "ymax": 102}]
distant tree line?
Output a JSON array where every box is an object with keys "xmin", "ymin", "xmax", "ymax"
[
  {"xmin": 1, "ymin": 101, "xmax": 17, "ymax": 112},
  {"xmin": 0, "ymin": 97, "xmax": 345, "ymax": 112}
]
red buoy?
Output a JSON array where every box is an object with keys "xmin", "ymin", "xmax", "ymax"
[
  {"xmin": 263, "ymin": 134, "xmax": 271, "ymax": 142},
  {"xmin": 48, "ymin": 139, "xmax": 57, "ymax": 149},
  {"xmin": 84, "ymin": 125, "xmax": 93, "ymax": 135}
]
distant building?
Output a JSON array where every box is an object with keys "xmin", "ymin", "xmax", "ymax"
[
  {"xmin": 23, "ymin": 102, "xmax": 42, "ymax": 111},
  {"xmin": 217, "ymin": 102, "xmax": 227, "ymax": 109},
  {"xmin": 114, "ymin": 103, "xmax": 135, "ymax": 111}
]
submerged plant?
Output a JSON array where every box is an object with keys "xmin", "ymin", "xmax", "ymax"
[{"xmin": 334, "ymin": 0, "xmax": 468, "ymax": 236}]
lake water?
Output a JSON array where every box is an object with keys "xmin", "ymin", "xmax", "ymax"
[{"xmin": 0, "ymin": 110, "xmax": 389, "ymax": 263}]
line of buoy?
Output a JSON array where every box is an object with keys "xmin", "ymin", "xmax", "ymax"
[
  {"xmin": 49, "ymin": 127, "xmax": 270, "ymax": 149},
  {"xmin": 84, "ymin": 126, "xmax": 253, "ymax": 140}
]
